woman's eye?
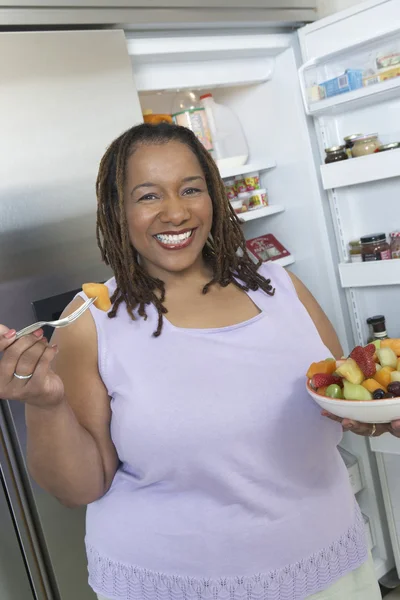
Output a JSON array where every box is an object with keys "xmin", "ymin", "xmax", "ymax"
[
  {"xmin": 138, "ymin": 193, "xmax": 158, "ymax": 201},
  {"xmin": 182, "ymin": 187, "xmax": 201, "ymax": 196}
]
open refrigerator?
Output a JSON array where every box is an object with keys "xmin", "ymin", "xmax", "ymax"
[{"xmin": 126, "ymin": 0, "xmax": 400, "ymax": 582}]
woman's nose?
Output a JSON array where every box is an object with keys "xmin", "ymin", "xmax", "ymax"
[{"xmin": 159, "ymin": 194, "xmax": 190, "ymax": 225}]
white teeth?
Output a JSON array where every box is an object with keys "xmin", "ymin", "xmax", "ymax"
[{"xmin": 155, "ymin": 230, "xmax": 193, "ymax": 244}]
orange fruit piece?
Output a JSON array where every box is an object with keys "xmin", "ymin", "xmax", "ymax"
[
  {"xmin": 362, "ymin": 379, "xmax": 386, "ymax": 393},
  {"xmin": 306, "ymin": 360, "xmax": 336, "ymax": 379},
  {"xmin": 82, "ymin": 283, "xmax": 111, "ymax": 312},
  {"xmin": 373, "ymin": 366, "xmax": 394, "ymax": 389},
  {"xmin": 381, "ymin": 339, "xmax": 400, "ymax": 357},
  {"xmin": 317, "ymin": 386, "xmax": 328, "ymax": 396}
]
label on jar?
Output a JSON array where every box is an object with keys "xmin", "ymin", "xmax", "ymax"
[
  {"xmin": 173, "ymin": 108, "xmax": 213, "ymax": 151},
  {"xmin": 245, "ymin": 176, "xmax": 260, "ymax": 191},
  {"xmin": 350, "ymin": 254, "xmax": 362, "ymax": 263},
  {"xmin": 362, "ymin": 249, "xmax": 391, "ymax": 261},
  {"xmin": 235, "ymin": 178, "xmax": 247, "ymax": 194}
]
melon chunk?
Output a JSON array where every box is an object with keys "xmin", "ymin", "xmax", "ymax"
[{"xmin": 82, "ymin": 283, "xmax": 111, "ymax": 312}]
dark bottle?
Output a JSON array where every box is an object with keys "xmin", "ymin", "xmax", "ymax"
[{"xmin": 367, "ymin": 315, "xmax": 389, "ymax": 343}]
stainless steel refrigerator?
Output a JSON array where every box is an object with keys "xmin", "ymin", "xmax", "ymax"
[{"xmin": 0, "ymin": 29, "xmax": 143, "ymax": 599}]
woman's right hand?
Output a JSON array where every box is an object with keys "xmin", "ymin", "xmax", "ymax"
[{"xmin": 0, "ymin": 325, "xmax": 64, "ymax": 408}]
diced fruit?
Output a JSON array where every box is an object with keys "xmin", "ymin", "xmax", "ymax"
[
  {"xmin": 343, "ymin": 381, "xmax": 372, "ymax": 401},
  {"xmin": 326, "ymin": 384, "xmax": 343, "ymax": 399},
  {"xmin": 317, "ymin": 386, "xmax": 328, "ymax": 396},
  {"xmin": 381, "ymin": 338, "xmax": 400, "ymax": 357},
  {"xmin": 374, "ymin": 366, "xmax": 395, "ymax": 389},
  {"xmin": 387, "ymin": 382, "xmax": 400, "ymax": 397},
  {"xmin": 384, "ymin": 393, "xmax": 396, "ymax": 399},
  {"xmin": 373, "ymin": 389, "xmax": 386, "ymax": 400},
  {"xmin": 377, "ymin": 347, "xmax": 398, "ymax": 369},
  {"xmin": 335, "ymin": 358, "xmax": 364, "ymax": 385},
  {"xmin": 306, "ymin": 360, "xmax": 337, "ymax": 379},
  {"xmin": 397, "ymin": 358, "xmax": 400, "ymax": 371},
  {"xmin": 375, "ymin": 363, "xmax": 382, "ymax": 372},
  {"xmin": 325, "ymin": 357, "xmax": 335, "ymax": 362},
  {"xmin": 362, "ymin": 379, "xmax": 385, "ymax": 393},
  {"xmin": 82, "ymin": 283, "xmax": 111, "ymax": 312},
  {"xmin": 391, "ymin": 372, "xmax": 400, "ymax": 383},
  {"xmin": 365, "ymin": 344, "xmax": 376, "ymax": 355},
  {"xmin": 371, "ymin": 340, "xmax": 381, "ymax": 350},
  {"xmin": 311, "ymin": 373, "xmax": 343, "ymax": 389},
  {"xmin": 350, "ymin": 345, "xmax": 376, "ymax": 377}
]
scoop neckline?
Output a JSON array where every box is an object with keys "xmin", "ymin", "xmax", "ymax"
[{"xmin": 163, "ymin": 309, "xmax": 267, "ymax": 334}]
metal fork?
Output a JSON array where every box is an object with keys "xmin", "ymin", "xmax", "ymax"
[{"xmin": 15, "ymin": 297, "xmax": 96, "ymax": 340}]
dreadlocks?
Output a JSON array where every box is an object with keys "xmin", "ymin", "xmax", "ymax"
[{"xmin": 96, "ymin": 122, "xmax": 275, "ymax": 337}]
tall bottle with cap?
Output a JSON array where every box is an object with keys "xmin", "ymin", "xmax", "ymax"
[{"xmin": 171, "ymin": 91, "xmax": 213, "ymax": 153}]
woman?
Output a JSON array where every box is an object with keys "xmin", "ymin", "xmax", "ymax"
[{"xmin": 0, "ymin": 123, "xmax": 396, "ymax": 600}]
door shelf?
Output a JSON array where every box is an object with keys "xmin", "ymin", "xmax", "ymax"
[
  {"xmin": 308, "ymin": 76, "xmax": 400, "ymax": 116},
  {"xmin": 320, "ymin": 148, "xmax": 400, "ymax": 189},
  {"xmin": 339, "ymin": 260, "xmax": 400, "ymax": 288},
  {"xmin": 239, "ymin": 204, "xmax": 284, "ymax": 222},
  {"xmin": 219, "ymin": 159, "xmax": 276, "ymax": 180},
  {"xmin": 273, "ymin": 255, "xmax": 295, "ymax": 268}
]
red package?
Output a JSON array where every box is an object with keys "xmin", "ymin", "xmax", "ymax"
[{"xmin": 246, "ymin": 234, "xmax": 290, "ymax": 262}]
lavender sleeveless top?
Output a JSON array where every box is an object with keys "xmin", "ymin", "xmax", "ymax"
[{"xmin": 78, "ymin": 262, "xmax": 367, "ymax": 600}]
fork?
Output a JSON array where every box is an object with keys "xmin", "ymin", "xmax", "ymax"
[{"xmin": 15, "ymin": 297, "xmax": 96, "ymax": 340}]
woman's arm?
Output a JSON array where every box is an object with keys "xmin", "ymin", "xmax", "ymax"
[
  {"xmin": 26, "ymin": 298, "xmax": 118, "ymax": 507},
  {"xmin": 287, "ymin": 271, "xmax": 343, "ymax": 359}
]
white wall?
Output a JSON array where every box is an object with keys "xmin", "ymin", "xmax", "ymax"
[{"xmin": 317, "ymin": 0, "xmax": 365, "ymax": 18}]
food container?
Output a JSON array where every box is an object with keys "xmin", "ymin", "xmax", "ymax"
[
  {"xmin": 324, "ymin": 145, "xmax": 348, "ymax": 164},
  {"xmin": 338, "ymin": 447, "xmax": 363, "ymax": 495},
  {"xmin": 143, "ymin": 110, "xmax": 173, "ymax": 125},
  {"xmin": 230, "ymin": 198, "xmax": 243, "ymax": 214},
  {"xmin": 238, "ymin": 191, "xmax": 251, "ymax": 209},
  {"xmin": 349, "ymin": 240, "xmax": 362, "ymax": 263},
  {"xmin": 234, "ymin": 175, "xmax": 247, "ymax": 194},
  {"xmin": 249, "ymin": 188, "xmax": 268, "ymax": 209},
  {"xmin": 376, "ymin": 50, "xmax": 400, "ymax": 70},
  {"xmin": 361, "ymin": 233, "xmax": 391, "ymax": 262},
  {"xmin": 352, "ymin": 134, "xmax": 381, "ymax": 157},
  {"xmin": 390, "ymin": 231, "xmax": 400, "ymax": 259},
  {"xmin": 224, "ymin": 178, "xmax": 237, "ymax": 200},
  {"xmin": 319, "ymin": 69, "xmax": 363, "ymax": 98},
  {"xmin": 375, "ymin": 142, "xmax": 400, "ymax": 152},
  {"xmin": 343, "ymin": 134, "xmax": 363, "ymax": 158},
  {"xmin": 244, "ymin": 171, "xmax": 260, "ymax": 191}
]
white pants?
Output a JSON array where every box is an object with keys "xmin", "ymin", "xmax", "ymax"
[{"xmin": 96, "ymin": 553, "xmax": 381, "ymax": 600}]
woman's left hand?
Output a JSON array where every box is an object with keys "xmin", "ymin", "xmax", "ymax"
[{"xmin": 322, "ymin": 411, "xmax": 400, "ymax": 438}]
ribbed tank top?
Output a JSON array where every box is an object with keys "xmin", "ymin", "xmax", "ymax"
[{"xmin": 78, "ymin": 262, "xmax": 367, "ymax": 600}]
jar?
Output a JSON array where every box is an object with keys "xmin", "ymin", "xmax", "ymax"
[
  {"xmin": 361, "ymin": 233, "xmax": 391, "ymax": 262},
  {"xmin": 234, "ymin": 175, "xmax": 247, "ymax": 194},
  {"xmin": 375, "ymin": 142, "xmax": 400, "ymax": 152},
  {"xmin": 367, "ymin": 315, "xmax": 389, "ymax": 342},
  {"xmin": 237, "ymin": 191, "xmax": 251, "ymax": 209},
  {"xmin": 389, "ymin": 231, "xmax": 400, "ymax": 259},
  {"xmin": 343, "ymin": 133, "xmax": 363, "ymax": 158},
  {"xmin": 349, "ymin": 239, "xmax": 362, "ymax": 263},
  {"xmin": 244, "ymin": 171, "xmax": 260, "ymax": 191},
  {"xmin": 324, "ymin": 145, "xmax": 348, "ymax": 164},
  {"xmin": 230, "ymin": 198, "xmax": 243, "ymax": 214},
  {"xmin": 249, "ymin": 188, "xmax": 268, "ymax": 209},
  {"xmin": 352, "ymin": 133, "xmax": 381, "ymax": 157},
  {"xmin": 224, "ymin": 178, "xmax": 237, "ymax": 200}
]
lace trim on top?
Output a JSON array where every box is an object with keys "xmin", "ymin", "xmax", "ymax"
[{"xmin": 86, "ymin": 508, "xmax": 367, "ymax": 600}]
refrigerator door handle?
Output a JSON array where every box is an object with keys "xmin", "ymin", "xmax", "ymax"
[{"xmin": 298, "ymin": 58, "xmax": 317, "ymax": 115}]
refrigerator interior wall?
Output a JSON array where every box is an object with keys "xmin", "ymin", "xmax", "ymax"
[{"xmin": 135, "ymin": 37, "xmax": 353, "ymax": 350}]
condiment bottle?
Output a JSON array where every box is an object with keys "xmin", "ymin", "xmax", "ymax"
[
  {"xmin": 348, "ymin": 240, "xmax": 362, "ymax": 263},
  {"xmin": 324, "ymin": 145, "xmax": 348, "ymax": 164},
  {"xmin": 343, "ymin": 134, "xmax": 363, "ymax": 158},
  {"xmin": 367, "ymin": 315, "xmax": 389, "ymax": 342},
  {"xmin": 389, "ymin": 231, "xmax": 400, "ymax": 259},
  {"xmin": 352, "ymin": 134, "xmax": 381, "ymax": 157},
  {"xmin": 360, "ymin": 233, "xmax": 391, "ymax": 261}
]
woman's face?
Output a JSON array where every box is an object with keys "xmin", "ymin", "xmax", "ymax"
[{"xmin": 124, "ymin": 140, "xmax": 213, "ymax": 278}]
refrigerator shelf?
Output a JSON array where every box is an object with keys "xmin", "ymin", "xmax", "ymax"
[
  {"xmin": 320, "ymin": 148, "xmax": 400, "ymax": 189},
  {"xmin": 273, "ymin": 255, "xmax": 295, "ymax": 268},
  {"xmin": 339, "ymin": 260, "xmax": 400, "ymax": 288},
  {"xmin": 239, "ymin": 204, "xmax": 284, "ymax": 222},
  {"xmin": 307, "ymin": 76, "xmax": 400, "ymax": 116},
  {"xmin": 219, "ymin": 159, "xmax": 276, "ymax": 180}
]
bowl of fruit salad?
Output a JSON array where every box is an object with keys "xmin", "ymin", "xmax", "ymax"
[{"xmin": 306, "ymin": 340, "xmax": 400, "ymax": 423}]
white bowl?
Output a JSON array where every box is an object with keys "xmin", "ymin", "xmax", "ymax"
[{"xmin": 306, "ymin": 381, "xmax": 400, "ymax": 424}]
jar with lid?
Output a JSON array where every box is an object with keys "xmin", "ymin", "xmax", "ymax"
[
  {"xmin": 361, "ymin": 233, "xmax": 391, "ymax": 261},
  {"xmin": 349, "ymin": 240, "xmax": 362, "ymax": 262},
  {"xmin": 367, "ymin": 315, "xmax": 389, "ymax": 342},
  {"xmin": 390, "ymin": 231, "xmax": 400, "ymax": 259},
  {"xmin": 343, "ymin": 133, "xmax": 363, "ymax": 158},
  {"xmin": 352, "ymin": 133, "xmax": 381, "ymax": 157},
  {"xmin": 376, "ymin": 142, "xmax": 400, "ymax": 152},
  {"xmin": 324, "ymin": 145, "xmax": 348, "ymax": 164}
]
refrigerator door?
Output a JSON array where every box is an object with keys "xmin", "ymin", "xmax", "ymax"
[{"xmin": 0, "ymin": 29, "xmax": 143, "ymax": 599}]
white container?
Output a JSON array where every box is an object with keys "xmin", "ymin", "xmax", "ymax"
[
  {"xmin": 338, "ymin": 447, "xmax": 363, "ymax": 495},
  {"xmin": 224, "ymin": 178, "xmax": 236, "ymax": 200},
  {"xmin": 230, "ymin": 198, "xmax": 243, "ymax": 214},
  {"xmin": 244, "ymin": 171, "xmax": 260, "ymax": 191},
  {"xmin": 238, "ymin": 191, "xmax": 251, "ymax": 208},
  {"xmin": 249, "ymin": 188, "xmax": 268, "ymax": 209},
  {"xmin": 200, "ymin": 93, "xmax": 249, "ymax": 168},
  {"xmin": 172, "ymin": 91, "xmax": 213, "ymax": 152}
]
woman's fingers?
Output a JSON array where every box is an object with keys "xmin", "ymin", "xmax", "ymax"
[
  {"xmin": 14, "ymin": 338, "xmax": 48, "ymax": 382},
  {"xmin": 0, "ymin": 330, "xmax": 44, "ymax": 380},
  {"xmin": 321, "ymin": 411, "xmax": 388, "ymax": 437}
]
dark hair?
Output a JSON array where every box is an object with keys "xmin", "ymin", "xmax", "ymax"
[{"xmin": 96, "ymin": 122, "xmax": 274, "ymax": 336}]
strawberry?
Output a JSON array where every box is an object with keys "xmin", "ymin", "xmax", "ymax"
[
  {"xmin": 311, "ymin": 373, "xmax": 343, "ymax": 389},
  {"xmin": 365, "ymin": 344, "xmax": 376, "ymax": 356},
  {"xmin": 350, "ymin": 345, "xmax": 376, "ymax": 378}
]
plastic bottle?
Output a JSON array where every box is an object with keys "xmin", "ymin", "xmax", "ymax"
[
  {"xmin": 171, "ymin": 91, "xmax": 213, "ymax": 152},
  {"xmin": 200, "ymin": 93, "xmax": 249, "ymax": 168}
]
